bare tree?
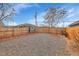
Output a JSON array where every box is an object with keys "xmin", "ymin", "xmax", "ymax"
[
  {"xmin": 44, "ymin": 7, "xmax": 68, "ymax": 28},
  {"xmin": 0, "ymin": 3, "xmax": 16, "ymax": 27}
]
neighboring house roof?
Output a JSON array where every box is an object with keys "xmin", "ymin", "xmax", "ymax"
[
  {"xmin": 4, "ymin": 23, "xmax": 36, "ymax": 28},
  {"xmin": 69, "ymin": 20, "xmax": 79, "ymax": 27},
  {"xmin": 18, "ymin": 23, "xmax": 36, "ymax": 27}
]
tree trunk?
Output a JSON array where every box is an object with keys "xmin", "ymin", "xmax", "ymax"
[{"xmin": 0, "ymin": 20, "xmax": 4, "ymax": 28}]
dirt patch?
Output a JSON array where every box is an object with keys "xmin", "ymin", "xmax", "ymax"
[{"xmin": 0, "ymin": 33, "xmax": 70, "ymax": 56}]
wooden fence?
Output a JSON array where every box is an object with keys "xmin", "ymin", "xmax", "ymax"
[
  {"xmin": 36, "ymin": 27, "xmax": 63, "ymax": 34},
  {"xmin": 0, "ymin": 27, "xmax": 63, "ymax": 39},
  {"xmin": 0, "ymin": 27, "xmax": 29, "ymax": 39}
]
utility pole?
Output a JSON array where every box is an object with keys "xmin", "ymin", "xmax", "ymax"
[
  {"xmin": 12, "ymin": 8, "xmax": 16, "ymax": 37},
  {"xmin": 35, "ymin": 10, "xmax": 38, "ymax": 26}
]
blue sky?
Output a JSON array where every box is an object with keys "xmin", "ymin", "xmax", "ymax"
[{"xmin": 5, "ymin": 3, "xmax": 79, "ymax": 27}]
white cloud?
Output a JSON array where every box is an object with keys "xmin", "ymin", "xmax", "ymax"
[
  {"xmin": 68, "ymin": 8, "xmax": 74, "ymax": 13},
  {"xmin": 38, "ymin": 11, "xmax": 46, "ymax": 17},
  {"xmin": 13, "ymin": 3, "xmax": 39, "ymax": 13},
  {"xmin": 13, "ymin": 4, "xmax": 32, "ymax": 13},
  {"xmin": 66, "ymin": 13, "xmax": 74, "ymax": 18},
  {"xmin": 66, "ymin": 8, "xmax": 79, "ymax": 19},
  {"xmin": 65, "ymin": 8, "xmax": 74, "ymax": 18},
  {"xmin": 8, "ymin": 21, "xmax": 17, "ymax": 26}
]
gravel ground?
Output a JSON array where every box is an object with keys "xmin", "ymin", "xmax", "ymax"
[{"xmin": 0, "ymin": 33, "xmax": 70, "ymax": 56}]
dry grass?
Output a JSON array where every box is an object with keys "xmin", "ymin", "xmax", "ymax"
[{"xmin": 65, "ymin": 27, "xmax": 79, "ymax": 55}]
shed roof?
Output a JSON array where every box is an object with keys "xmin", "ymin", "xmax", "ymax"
[{"xmin": 69, "ymin": 20, "xmax": 79, "ymax": 27}]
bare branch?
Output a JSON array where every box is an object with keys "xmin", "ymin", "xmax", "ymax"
[
  {"xmin": 0, "ymin": 3, "xmax": 16, "ymax": 25},
  {"xmin": 44, "ymin": 7, "xmax": 68, "ymax": 27}
]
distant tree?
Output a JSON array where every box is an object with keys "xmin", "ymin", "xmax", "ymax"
[
  {"xmin": 44, "ymin": 7, "xmax": 68, "ymax": 28},
  {"xmin": 0, "ymin": 3, "xmax": 16, "ymax": 27}
]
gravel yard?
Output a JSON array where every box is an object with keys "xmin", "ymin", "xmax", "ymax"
[{"xmin": 0, "ymin": 33, "xmax": 70, "ymax": 56}]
